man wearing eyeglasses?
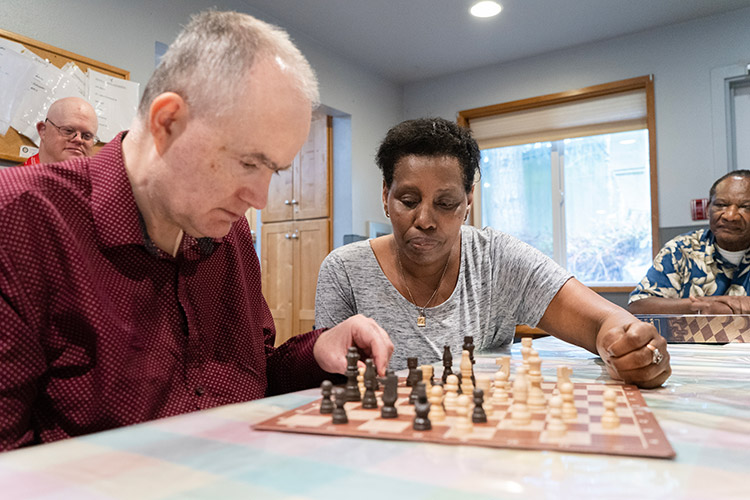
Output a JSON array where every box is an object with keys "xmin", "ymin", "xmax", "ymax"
[{"xmin": 21, "ymin": 97, "xmax": 98, "ymax": 166}]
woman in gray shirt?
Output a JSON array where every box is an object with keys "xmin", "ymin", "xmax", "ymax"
[{"xmin": 315, "ymin": 118, "xmax": 670, "ymax": 388}]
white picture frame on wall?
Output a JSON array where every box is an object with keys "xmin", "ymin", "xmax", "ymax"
[{"xmin": 367, "ymin": 221, "xmax": 392, "ymax": 239}]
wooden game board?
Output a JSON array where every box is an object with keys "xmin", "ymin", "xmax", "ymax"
[
  {"xmin": 636, "ymin": 314, "xmax": 750, "ymax": 343},
  {"xmin": 254, "ymin": 379, "xmax": 676, "ymax": 459}
]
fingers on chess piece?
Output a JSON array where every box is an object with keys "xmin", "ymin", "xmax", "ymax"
[
  {"xmin": 319, "ymin": 380, "xmax": 334, "ymax": 414},
  {"xmin": 413, "ymin": 382, "xmax": 431, "ymax": 431},
  {"xmin": 600, "ymin": 388, "xmax": 620, "ymax": 430},
  {"xmin": 332, "ymin": 386, "xmax": 348, "ymax": 424},
  {"xmin": 362, "ymin": 358, "xmax": 379, "ymax": 409},
  {"xmin": 345, "ymin": 346, "xmax": 361, "ymax": 402},
  {"xmin": 380, "ymin": 370, "xmax": 399, "ymax": 419}
]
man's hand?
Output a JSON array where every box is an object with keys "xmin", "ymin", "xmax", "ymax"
[
  {"xmin": 689, "ymin": 295, "xmax": 750, "ymax": 314},
  {"xmin": 313, "ymin": 314, "xmax": 394, "ymax": 376},
  {"xmin": 596, "ymin": 321, "xmax": 671, "ymax": 389}
]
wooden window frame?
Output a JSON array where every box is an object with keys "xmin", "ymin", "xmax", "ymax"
[{"xmin": 457, "ymin": 76, "xmax": 659, "ymax": 293}]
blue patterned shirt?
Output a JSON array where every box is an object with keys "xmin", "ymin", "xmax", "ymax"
[{"xmin": 629, "ymin": 228, "xmax": 750, "ymax": 303}]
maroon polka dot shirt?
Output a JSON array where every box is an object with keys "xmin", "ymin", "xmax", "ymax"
[{"xmin": 0, "ymin": 132, "xmax": 329, "ymax": 451}]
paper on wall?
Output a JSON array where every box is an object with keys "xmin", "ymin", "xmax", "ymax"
[
  {"xmin": 87, "ymin": 68, "xmax": 139, "ymax": 142},
  {"xmin": 0, "ymin": 43, "xmax": 36, "ymax": 136}
]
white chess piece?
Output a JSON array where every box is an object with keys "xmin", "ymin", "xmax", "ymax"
[
  {"xmin": 444, "ymin": 374, "xmax": 459, "ymax": 411},
  {"xmin": 600, "ymin": 388, "xmax": 620, "ymax": 430},
  {"xmin": 545, "ymin": 395, "xmax": 567, "ymax": 438},
  {"xmin": 428, "ymin": 384, "xmax": 446, "ymax": 422}
]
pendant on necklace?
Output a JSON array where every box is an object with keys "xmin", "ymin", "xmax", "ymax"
[{"xmin": 417, "ymin": 315, "xmax": 426, "ymax": 327}]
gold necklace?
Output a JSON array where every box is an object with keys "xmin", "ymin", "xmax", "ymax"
[{"xmin": 395, "ymin": 244, "xmax": 451, "ymax": 327}]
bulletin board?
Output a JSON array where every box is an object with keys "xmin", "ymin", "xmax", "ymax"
[{"xmin": 0, "ymin": 28, "xmax": 130, "ymax": 163}]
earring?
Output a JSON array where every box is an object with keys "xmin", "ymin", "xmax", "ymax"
[
  {"xmin": 385, "ymin": 209, "xmax": 390, "ymax": 218},
  {"xmin": 464, "ymin": 211, "xmax": 469, "ymax": 222}
]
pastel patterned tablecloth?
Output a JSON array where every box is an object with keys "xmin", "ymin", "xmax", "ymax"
[{"xmin": 1, "ymin": 337, "xmax": 749, "ymax": 500}]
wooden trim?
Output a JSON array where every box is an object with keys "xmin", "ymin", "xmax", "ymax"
[
  {"xmin": 458, "ymin": 76, "xmax": 651, "ymax": 122},
  {"xmin": 326, "ymin": 115, "xmax": 334, "ymax": 250},
  {"xmin": 645, "ymin": 77, "xmax": 661, "ymax": 257},
  {"xmin": 589, "ymin": 286, "xmax": 636, "ymax": 293},
  {"xmin": 0, "ymin": 28, "xmax": 128, "ymax": 79}
]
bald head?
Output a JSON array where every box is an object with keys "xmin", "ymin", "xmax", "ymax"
[{"xmin": 36, "ymin": 97, "xmax": 98, "ymax": 163}]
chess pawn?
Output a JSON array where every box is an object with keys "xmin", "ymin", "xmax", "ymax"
[
  {"xmin": 319, "ymin": 380, "xmax": 334, "ymax": 414},
  {"xmin": 600, "ymin": 388, "xmax": 620, "ymax": 430},
  {"xmin": 421, "ymin": 364, "xmax": 434, "ymax": 389},
  {"xmin": 332, "ymin": 387, "xmax": 348, "ymax": 424},
  {"xmin": 472, "ymin": 388, "xmax": 487, "ymax": 424},
  {"xmin": 444, "ymin": 374, "xmax": 459, "ymax": 411},
  {"xmin": 460, "ymin": 350, "xmax": 474, "ymax": 395},
  {"xmin": 511, "ymin": 374, "xmax": 532, "ymax": 426},
  {"xmin": 545, "ymin": 395, "xmax": 567, "ymax": 438},
  {"xmin": 413, "ymin": 383, "xmax": 431, "ymax": 431},
  {"xmin": 560, "ymin": 381, "xmax": 578, "ymax": 422},
  {"xmin": 362, "ymin": 359, "xmax": 378, "ymax": 409},
  {"xmin": 453, "ymin": 394, "xmax": 473, "ymax": 436},
  {"xmin": 344, "ymin": 346, "xmax": 361, "ymax": 402},
  {"xmin": 357, "ymin": 366, "xmax": 366, "ymax": 399},
  {"xmin": 406, "ymin": 357, "xmax": 420, "ymax": 387},
  {"xmin": 381, "ymin": 370, "xmax": 399, "ymax": 419},
  {"xmin": 428, "ymin": 384, "xmax": 446, "ymax": 422},
  {"xmin": 475, "ymin": 374, "xmax": 493, "ymax": 417},
  {"xmin": 441, "ymin": 345, "xmax": 453, "ymax": 384}
]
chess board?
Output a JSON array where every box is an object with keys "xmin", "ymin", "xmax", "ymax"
[
  {"xmin": 636, "ymin": 314, "xmax": 750, "ymax": 343},
  {"xmin": 254, "ymin": 379, "xmax": 675, "ymax": 459}
]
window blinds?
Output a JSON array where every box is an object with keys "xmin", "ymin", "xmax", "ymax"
[{"xmin": 469, "ymin": 89, "xmax": 647, "ymax": 149}]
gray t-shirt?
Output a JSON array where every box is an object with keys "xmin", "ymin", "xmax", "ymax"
[{"xmin": 315, "ymin": 225, "xmax": 571, "ymax": 369}]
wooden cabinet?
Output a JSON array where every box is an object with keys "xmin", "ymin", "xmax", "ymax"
[
  {"xmin": 261, "ymin": 111, "xmax": 332, "ymax": 346},
  {"xmin": 262, "ymin": 113, "xmax": 331, "ymax": 223},
  {"xmin": 261, "ymin": 218, "xmax": 330, "ymax": 345}
]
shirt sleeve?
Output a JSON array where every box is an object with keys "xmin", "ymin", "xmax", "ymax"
[
  {"xmin": 314, "ymin": 250, "xmax": 357, "ymax": 328},
  {"xmin": 0, "ymin": 245, "xmax": 45, "ymax": 451},
  {"xmin": 629, "ymin": 244, "xmax": 685, "ymax": 303}
]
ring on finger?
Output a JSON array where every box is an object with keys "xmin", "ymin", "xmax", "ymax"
[{"xmin": 645, "ymin": 342, "xmax": 664, "ymax": 365}]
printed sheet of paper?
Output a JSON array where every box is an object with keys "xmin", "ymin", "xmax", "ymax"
[
  {"xmin": 0, "ymin": 39, "xmax": 36, "ymax": 136},
  {"xmin": 87, "ymin": 68, "xmax": 139, "ymax": 142}
]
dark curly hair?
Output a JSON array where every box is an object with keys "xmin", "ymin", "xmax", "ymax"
[
  {"xmin": 709, "ymin": 169, "xmax": 750, "ymax": 201},
  {"xmin": 375, "ymin": 117, "xmax": 480, "ymax": 193}
]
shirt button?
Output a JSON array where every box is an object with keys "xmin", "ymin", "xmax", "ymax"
[{"xmin": 194, "ymin": 386, "xmax": 205, "ymax": 396}]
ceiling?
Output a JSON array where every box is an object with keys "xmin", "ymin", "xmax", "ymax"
[{"xmin": 242, "ymin": 0, "xmax": 750, "ymax": 84}]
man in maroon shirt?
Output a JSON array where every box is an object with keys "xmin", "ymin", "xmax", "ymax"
[{"xmin": 0, "ymin": 11, "xmax": 392, "ymax": 451}]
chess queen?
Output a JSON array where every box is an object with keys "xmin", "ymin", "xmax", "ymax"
[{"xmin": 314, "ymin": 118, "xmax": 671, "ymax": 389}]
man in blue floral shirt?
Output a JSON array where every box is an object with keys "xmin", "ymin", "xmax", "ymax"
[{"xmin": 629, "ymin": 170, "xmax": 750, "ymax": 314}]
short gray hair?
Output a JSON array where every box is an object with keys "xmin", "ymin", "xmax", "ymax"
[{"xmin": 138, "ymin": 10, "xmax": 319, "ymax": 119}]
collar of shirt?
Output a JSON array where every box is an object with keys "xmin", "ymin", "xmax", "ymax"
[{"xmin": 89, "ymin": 131, "xmax": 220, "ymax": 259}]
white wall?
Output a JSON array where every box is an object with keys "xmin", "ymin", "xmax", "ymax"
[
  {"xmin": 0, "ymin": 0, "xmax": 401, "ymax": 238},
  {"xmin": 402, "ymin": 7, "xmax": 750, "ymax": 229}
]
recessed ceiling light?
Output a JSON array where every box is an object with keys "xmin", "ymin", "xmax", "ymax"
[{"xmin": 470, "ymin": 1, "xmax": 502, "ymax": 18}]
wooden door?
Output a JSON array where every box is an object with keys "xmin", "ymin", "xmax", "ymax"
[
  {"xmin": 261, "ymin": 221, "xmax": 295, "ymax": 345},
  {"xmin": 294, "ymin": 113, "xmax": 331, "ymax": 220},
  {"xmin": 293, "ymin": 218, "xmax": 331, "ymax": 337},
  {"xmin": 262, "ymin": 164, "xmax": 294, "ymax": 223}
]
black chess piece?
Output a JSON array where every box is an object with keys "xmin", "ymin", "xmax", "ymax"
[
  {"xmin": 409, "ymin": 368, "xmax": 423, "ymax": 404},
  {"xmin": 441, "ymin": 345, "xmax": 453, "ymax": 384},
  {"xmin": 344, "ymin": 346, "xmax": 361, "ymax": 402},
  {"xmin": 332, "ymin": 387, "xmax": 348, "ymax": 424},
  {"xmin": 472, "ymin": 388, "xmax": 487, "ymax": 424},
  {"xmin": 381, "ymin": 370, "xmax": 399, "ymax": 419},
  {"xmin": 319, "ymin": 380, "xmax": 334, "ymax": 414},
  {"xmin": 413, "ymin": 382, "xmax": 431, "ymax": 431},
  {"xmin": 362, "ymin": 359, "xmax": 378, "ymax": 409},
  {"xmin": 406, "ymin": 357, "xmax": 420, "ymax": 387},
  {"xmin": 463, "ymin": 335, "xmax": 476, "ymax": 384},
  {"xmin": 365, "ymin": 357, "xmax": 379, "ymax": 391}
]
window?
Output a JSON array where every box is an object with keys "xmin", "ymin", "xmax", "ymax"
[{"xmin": 459, "ymin": 76, "xmax": 659, "ymax": 290}]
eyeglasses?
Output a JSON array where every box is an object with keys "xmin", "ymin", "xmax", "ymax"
[{"xmin": 45, "ymin": 119, "xmax": 98, "ymax": 144}]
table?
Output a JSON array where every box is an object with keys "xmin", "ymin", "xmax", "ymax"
[{"xmin": 1, "ymin": 337, "xmax": 749, "ymax": 499}]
